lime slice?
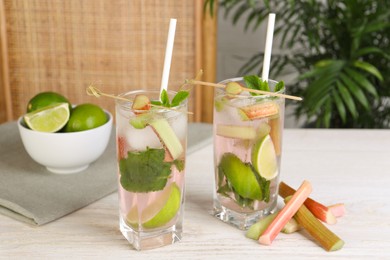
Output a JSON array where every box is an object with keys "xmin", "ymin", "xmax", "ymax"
[
  {"xmin": 126, "ymin": 183, "xmax": 179, "ymax": 227},
  {"xmin": 142, "ymin": 183, "xmax": 181, "ymax": 229},
  {"xmin": 24, "ymin": 102, "xmax": 70, "ymax": 132},
  {"xmin": 251, "ymin": 134, "xmax": 278, "ymax": 180}
]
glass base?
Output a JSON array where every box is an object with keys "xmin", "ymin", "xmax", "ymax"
[
  {"xmin": 212, "ymin": 199, "xmax": 277, "ymax": 230},
  {"xmin": 119, "ymin": 217, "xmax": 182, "ymax": 250}
]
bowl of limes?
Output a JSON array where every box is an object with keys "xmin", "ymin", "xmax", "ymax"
[{"xmin": 18, "ymin": 91, "xmax": 113, "ymax": 174}]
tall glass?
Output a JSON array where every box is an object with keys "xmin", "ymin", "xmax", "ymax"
[
  {"xmin": 115, "ymin": 90, "xmax": 187, "ymax": 250},
  {"xmin": 212, "ymin": 78, "xmax": 285, "ymax": 230}
]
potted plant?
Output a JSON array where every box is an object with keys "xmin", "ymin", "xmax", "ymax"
[{"xmin": 206, "ymin": 0, "xmax": 390, "ymax": 128}]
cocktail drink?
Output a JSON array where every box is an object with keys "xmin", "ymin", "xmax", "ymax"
[
  {"xmin": 213, "ymin": 77, "xmax": 285, "ymax": 230},
  {"xmin": 115, "ymin": 89, "xmax": 188, "ymax": 250}
]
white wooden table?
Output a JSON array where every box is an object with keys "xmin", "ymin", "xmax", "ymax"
[{"xmin": 1, "ymin": 129, "xmax": 390, "ymax": 259}]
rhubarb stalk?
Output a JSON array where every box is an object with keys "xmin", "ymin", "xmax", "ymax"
[
  {"xmin": 281, "ymin": 218, "xmax": 300, "ymax": 234},
  {"xmin": 328, "ymin": 203, "xmax": 346, "ymax": 218},
  {"xmin": 258, "ymin": 180, "xmax": 312, "ymax": 245},
  {"xmin": 279, "ymin": 181, "xmax": 337, "ymax": 224},
  {"xmin": 285, "ymin": 196, "xmax": 344, "ymax": 251},
  {"xmin": 246, "ymin": 213, "xmax": 300, "ymax": 240}
]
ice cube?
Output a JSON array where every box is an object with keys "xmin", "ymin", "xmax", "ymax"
[
  {"xmin": 170, "ymin": 113, "xmax": 187, "ymax": 142},
  {"xmin": 125, "ymin": 125, "xmax": 162, "ymax": 151}
]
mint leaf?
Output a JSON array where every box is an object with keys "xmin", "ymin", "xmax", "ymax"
[
  {"xmin": 233, "ymin": 191, "xmax": 254, "ymax": 209},
  {"xmin": 173, "ymin": 159, "xmax": 185, "ymax": 172},
  {"xmin": 171, "ymin": 91, "xmax": 189, "ymax": 107},
  {"xmin": 217, "ymin": 183, "xmax": 232, "ymax": 197},
  {"xmin": 119, "ymin": 148, "xmax": 172, "ymax": 192},
  {"xmin": 244, "ymin": 75, "xmax": 262, "ymax": 91},
  {"xmin": 259, "ymin": 80, "xmax": 270, "ymax": 92},
  {"xmin": 151, "ymin": 100, "xmax": 162, "ymax": 106},
  {"xmin": 251, "ymin": 165, "xmax": 270, "ymax": 202},
  {"xmin": 160, "ymin": 89, "xmax": 170, "ymax": 107},
  {"xmin": 244, "ymin": 75, "xmax": 270, "ymax": 96},
  {"xmin": 155, "ymin": 89, "xmax": 189, "ymax": 108},
  {"xmin": 274, "ymin": 81, "xmax": 285, "ymax": 92}
]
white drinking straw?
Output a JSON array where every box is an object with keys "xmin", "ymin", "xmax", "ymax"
[
  {"xmin": 160, "ymin": 18, "xmax": 177, "ymax": 96},
  {"xmin": 261, "ymin": 13, "xmax": 276, "ymax": 82}
]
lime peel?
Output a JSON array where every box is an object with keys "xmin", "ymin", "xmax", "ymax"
[
  {"xmin": 125, "ymin": 183, "xmax": 181, "ymax": 229},
  {"xmin": 251, "ymin": 134, "xmax": 278, "ymax": 180},
  {"xmin": 142, "ymin": 183, "xmax": 181, "ymax": 229}
]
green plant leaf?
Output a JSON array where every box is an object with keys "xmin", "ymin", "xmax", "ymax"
[
  {"xmin": 362, "ymin": 18, "xmax": 390, "ymax": 35},
  {"xmin": 354, "ymin": 47, "xmax": 390, "ymax": 59},
  {"xmin": 304, "ymin": 68, "xmax": 339, "ymax": 106},
  {"xmin": 344, "ymin": 68, "xmax": 378, "ymax": 98},
  {"xmin": 203, "ymin": 0, "xmax": 215, "ymax": 17},
  {"xmin": 332, "ymin": 90, "xmax": 347, "ymax": 124},
  {"xmin": 336, "ymin": 81, "xmax": 358, "ymax": 119},
  {"xmin": 339, "ymin": 72, "xmax": 370, "ymax": 111},
  {"xmin": 233, "ymin": 2, "xmax": 251, "ymax": 25},
  {"xmin": 315, "ymin": 59, "xmax": 335, "ymax": 68},
  {"xmin": 353, "ymin": 61, "xmax": 383, "ymax": 81},
  {"xmin": 322, "ymin": 99, "xmax": 332, "ymax": 128},
  {"xmin": 306, "ymin": 93, "xmax": 329, "ymax": 119}
]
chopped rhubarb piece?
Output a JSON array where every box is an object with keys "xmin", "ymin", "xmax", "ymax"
[
  {"xmin": 149, "ymin": 118, "xmax": 184, "ymax": 160},
  {"xmin": 279, "ymin": 182, "xmax": 337, "ymax": 224},
  {"xmin": 246, "ymin": 213, "xmax": 277, "ymax": 240},
  {"xmin": 129, "ymin": 113, "xmax": 152, "ymax": 129},
  {"xmin": 281, "ymin": 218, "xmax": 300, "ymax": 234},
  {"xmin": 269, "ymin": 117, "xmax": 281, "ymax": 156},
  {"xmin": 225, "ymin": 81, "xmax": 243, "ymax": 95},
  {"xmin": 285, "ymin": 196, "xmax": 345, "ymax": 251},
  {"xmin": 246, "ymin": 213, "xmax": 300, "ymax": 239},
  {"xmin": 259, "ymin": 180, "xmax": 312, "ymax": 245},
  {"xmin": 216, "ymin": 124, "xmax": 257, "ymax": 140},
  {"xmin": 328, "ymin": 203, "xmax": 346, "ymax": 218},
  {"xmin": 132, "ymin": 94, "xmax": 151, "ymax": 111},
  {"xmin": 117, "ymin": 136, "xmax": 127, "ymax": 159},
  {"xmin": 257, "ymin": 122, "xmax": 271, "ymax": 139},
  {"xmin": 239, "ymin": 102, "xmax": 279, "ymax": 121}
]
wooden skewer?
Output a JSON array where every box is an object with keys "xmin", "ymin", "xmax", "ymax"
[
  {"xmin": 86, "ymin": 85, "xmax": 193, "ymax": 114},
  {"xmin": 86, "ymin": 85, "xmax": 132, "ymax": 102},
  {"xmin": 187, "ymin": 80, "xmax": 225, "ymax": 89},
  {"xmin": 188, "ymin": 80, "xmax": 303, "ymax": 101}
]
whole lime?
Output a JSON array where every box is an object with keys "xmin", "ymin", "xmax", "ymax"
[
  {"xmin": 27, "ymin": 92, "xmax": 70, "ymax": 113},
  {"xmin": 64, "ymin": 103, "xmax": 107, "ymax": 132}
]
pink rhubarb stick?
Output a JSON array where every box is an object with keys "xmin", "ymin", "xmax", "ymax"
[
  {"xmin": 279, "ymin": 181, "xmax": 337, "ymax": 224},
  {"xmin": 328, "ymin": 203, "xmax": 346, "ymax": 218},
  {"xmin": 259, "ymin": 180, "xmax": 312, "ymax": 245}
]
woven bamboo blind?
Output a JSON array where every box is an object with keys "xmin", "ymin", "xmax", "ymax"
[{"xmin": 0, "ymin": 0, "xmax": 217, "ymax": 123}]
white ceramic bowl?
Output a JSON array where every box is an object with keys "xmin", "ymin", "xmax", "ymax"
[{"xmin": 18, "ymin": 110, "xmax": 113, "ymax": 174}]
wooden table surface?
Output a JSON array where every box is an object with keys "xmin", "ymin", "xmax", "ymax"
[{"xmin": 1, "ymin": 129, "xmax": 390, "ymax": 259}]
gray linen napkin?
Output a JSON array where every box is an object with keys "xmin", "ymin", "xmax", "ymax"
[{"xmin": 0, "ymin": 121, "xmax": 212, "ymax": 226}]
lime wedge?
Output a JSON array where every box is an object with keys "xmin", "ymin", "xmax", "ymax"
[
  {"xmin": 24, "ymin": 103, "xmax": 70, "ymax": 132},
  {"xmin": 251, "ymin": 134, "xmax": 278, "ymax": 180},
  {"xmin": 219, "ymin": 153, "xmax": 262, "ymax": 200},
  {"xmin": 142, "ymin": 183, "xmax": 181, "ymax": 229}
]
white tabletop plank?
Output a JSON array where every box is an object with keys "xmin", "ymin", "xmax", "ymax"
[{"xmin": 1, "ymin": 129, "xmax": 390, "ymax": 259}]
